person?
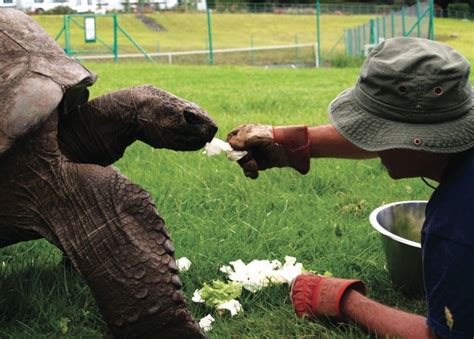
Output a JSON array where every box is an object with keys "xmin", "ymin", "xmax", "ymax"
[{"xmin": 226, "ymin": 37, "xmax": 474, "ymax": 338}]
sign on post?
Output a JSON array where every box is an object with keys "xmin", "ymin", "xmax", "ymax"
[{"xmin": 84, "ymin": 16, "xmax": 96, "ymax": 43}]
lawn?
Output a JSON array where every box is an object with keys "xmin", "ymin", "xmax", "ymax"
[
  {"xmin": 434, "ymin": 18, "xmax": 474, "ymax": 64},
  {"xmin": 1, "ymin": 12, "xmax": 473, "ymax": 339},
  {"xmin": 1, "ymin": 64, "xmax": 437, "ymax": 337}
]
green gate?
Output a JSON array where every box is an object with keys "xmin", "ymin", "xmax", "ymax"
[{"xmin": 55, "ymin": 14, "xmax": 153, "ymax": 63}]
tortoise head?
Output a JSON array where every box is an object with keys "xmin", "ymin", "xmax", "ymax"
[{"xmin": 136, "ymin": 86, "xmax": 218, "ymax": 151}]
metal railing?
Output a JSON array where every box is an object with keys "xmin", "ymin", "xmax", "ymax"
[
  {"xmin": 344, "ymin": 0, "xmax": 434, "ymax": 58},
  {"xmin": 76, "ymin": 42, "xmax": 319, "ymax": 67}
]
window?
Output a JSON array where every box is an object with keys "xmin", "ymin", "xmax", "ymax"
[
  {"xmin": 87, "ymin": 0, "xmax": 92, "ymax": 5},
  {"xmin": 3, "ymin": 0, "xmax": 13, "ymax": 4},
  {"xmin": 34, "ymin": 0, "xmax": 44, "ymax": 3},
  {"xmin": 76, "ymin": 0, "xmax": 81, "ymax": 5}
]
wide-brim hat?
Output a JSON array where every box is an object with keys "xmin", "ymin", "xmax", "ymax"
[{"xmin": 329, "ymin": 37, "xmax": 474, "ymax": 154}]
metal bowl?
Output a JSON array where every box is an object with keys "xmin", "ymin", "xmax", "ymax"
[{"xmin": 369, "ymin": 201, "xmax": 427, "ymax": 296}]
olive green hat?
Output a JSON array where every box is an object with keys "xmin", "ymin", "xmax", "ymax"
[{"xmin": 329, "ymin": 37, "xmax": 473, "ymax": 153}]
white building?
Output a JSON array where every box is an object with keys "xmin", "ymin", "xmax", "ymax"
[
  {"xmin": 0, "ymin": 0, "xmax": 97, "ymax": 12},
  {"xmin": 0, "ymin": 0, "xmax": 183, "ymax": 13},
  {"xmin": 0, "ymin": 0, "xmax": 16, "ymax": 8}
]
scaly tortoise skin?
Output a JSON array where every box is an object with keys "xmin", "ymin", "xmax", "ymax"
[{"xmin": 0, "ymin": 9, "xmax": 217, "ymax": 338}]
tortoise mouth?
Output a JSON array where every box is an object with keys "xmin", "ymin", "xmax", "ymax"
[{"xmin": 171, "ymin": 123, "xmax": 218, "ymax": 151}]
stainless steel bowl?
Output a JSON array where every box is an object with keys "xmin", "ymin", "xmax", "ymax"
[{"xmin": 369, "ymin": 201, "xmax": 427, "ymax": 296}]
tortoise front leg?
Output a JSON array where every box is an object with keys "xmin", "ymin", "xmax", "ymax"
[{"xmin": 52, "ymin": 163, "xmax": 203, "ymax": 338}]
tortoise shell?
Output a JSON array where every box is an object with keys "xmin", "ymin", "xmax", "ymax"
[{"xmin": 0, "ymin": 9, "xmax": 97, "ymax": 156}]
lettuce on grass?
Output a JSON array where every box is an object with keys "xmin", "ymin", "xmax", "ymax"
[
  {"xmin": 196, "ymin": 280, "xmax": 243, "ymax": 308},
  {"xmin": 194, "ymin": 257, "xmax": 307, "ymax": 330},
  {"xmin": 199, "ymin": 314, "xmax": 215, "ymax": 332},
  {"xmin": 220, "ymin": 256, "xmax": 305, "ymax": 292}
]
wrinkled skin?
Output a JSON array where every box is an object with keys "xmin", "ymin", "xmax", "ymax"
[{"xmin": 0, "ymin": 86, "xmax": 217, "ymax": 338}]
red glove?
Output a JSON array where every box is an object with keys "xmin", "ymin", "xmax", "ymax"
[
  {"xmin": 290, "ymin": 273, "xmax": 367, "ymax": 319},
  {"xmin": 273, "ymin": 125, "xmax": 310, "ymax": 175}
]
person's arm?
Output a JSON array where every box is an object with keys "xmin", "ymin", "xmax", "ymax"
[
  {"xmin": 308, "ymin": 125, "xmax": 376, "ymax": 159},
  {"xmin": 227, "ymin": 123, "xmax": 376, "ymax": 178},
  {"xmin": 291, "ymin": 274, "xmax": 438, "ymax": 339},
  {"xmin": 341, "ymin": 289, "xmax": 437, "ymax": 338}
]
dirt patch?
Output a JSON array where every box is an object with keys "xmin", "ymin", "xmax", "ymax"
[
  {"xmin": 435, "ymin": 33, "xmax": 457, "ymax": 42},
  {"xmin": 136, "ymin": 14, "xmax": 167, "ymax": 32}
]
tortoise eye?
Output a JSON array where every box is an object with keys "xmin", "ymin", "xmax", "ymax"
[
  {"xmin": 183, "ymin": 110, "xmax": 203, "ymax": 125},
  {"xmin": 434, "ymin": 87, "xmax": 443, "ymax": 96}
]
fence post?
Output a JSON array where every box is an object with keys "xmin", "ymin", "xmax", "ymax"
[
  {"xmin": 376, "ymin": 16, "xmax": 380, "ymax": 42},
  {"xmin": 294, "ymin": 34, "xmax": 300, "ymax": 65},
  {"xmin": 363, "ymin": 23, "xmax": 366, "ymax": 47},
  {"xmin": 113, "ymin": 14, "xmax": 118, "ymax": 63},
  {"xmin": 356, "ymin": 26, "xmax": 361, "ymax": 56},
  {"xmin": 369, "ymin": 19, "xmax": 375, "ymax": 44},
  {"xmin": 250, "ymin": 35, "xmax": 256, "ymax": 66},
  {"xmin": 344, "ymin": 30, "xmax": 349, "ymax": 56},
  {"xmin": 429, "ymin": 0, "xmax": 435, "ymax": 40},
  {"xmin": 391, "ymin": 10, "xmax": 395, "ymax": 37},
  {"xmin": 313, "ymin": 43, "xmax": 318, "ymax": 67},
  {"xmin": 64, "ymin": 15, "xmax": 71, "ymax": 55},
  {"xmin": 315, "ymin": 0, "xmax": 321, "ymax": 67},
  {"xmin": 382, "ymin": 15, "xmax": 386, "ymax": 39},
  {"xmin": 416, "ymin": 0, "xmax": 421, "ymax": 37},
  {"xmin": 206, "ymin": 6, "xmax": 214, "ymax": 65},
  {"xmin": 348, "ymin": 29, "xmax": 353, "ymax": 56},
  {"xmin": 401, "ymin": 6, "xmax": 406, "ymax": 36}
]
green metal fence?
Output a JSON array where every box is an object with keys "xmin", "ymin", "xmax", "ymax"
[
  {"xmin": 344, "ymin": 0, "xmax": 434, "ymax": 58},
  {"xmin": 54, "ymin": 6, "xmax": 322, "ymax": 67},
  {"xmin": 50, "ymin": 1, "xmax": 440, "ymax": 66},
  {"xmin": 132, "ymin": 2, "xmax": 415, "ymax": 15},
  {"xmin": 172, "ymin": 2, "xmax": 321, "ymax": 67},
  {"xmin": 55, "ymin": 13, "xmax": 153, "ymax": 63}
]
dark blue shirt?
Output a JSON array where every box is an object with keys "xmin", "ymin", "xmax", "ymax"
[
  {"xmin": 424, "ymin": 148, "xmax": 474, "ymax": 248},
  {"xmin": 422, "ymin": 148, "xmax": 474, "ymax": 338}
]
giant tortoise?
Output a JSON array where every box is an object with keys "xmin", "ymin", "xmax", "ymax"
[{"xmin": 0, "ymin": 9, "xmax": 217, "ymax": 338}]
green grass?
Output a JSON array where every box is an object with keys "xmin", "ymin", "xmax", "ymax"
[
  {"xmin": 1, "ymin": 64, "xmax": 439, "ymax": 338},
  {"xmin": 1, "ymin": 13, "xmax": 473, "ymax": 338},
  {"xmin": 434, "ymin": 18, "xmax": 474, "ymax": 64}
]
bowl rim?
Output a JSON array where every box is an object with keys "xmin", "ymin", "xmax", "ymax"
[{"xmin": 369, "ymin": 200, "xmax": 428, "ymax": 249}]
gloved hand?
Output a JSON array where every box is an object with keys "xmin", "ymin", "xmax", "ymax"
[
  {"xmin": 290, "ymin": 273, "xmax": 367, "ymax": 319},
  {"xmin": 226, "ymin": 124, "xmax": 310, "ymax": 179}
]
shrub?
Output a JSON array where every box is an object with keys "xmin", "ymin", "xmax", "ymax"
[
  {"xmin": 447, "ymin": 2, "xmax": 471, "ymax": 18},
  {"xmin": 44, "ymin": 5, "xmax": 77, "ymax": 14},
  {"xmin": 447, "ymin": 3, "xmax": 471, "ymax": 12},
  {"xmin": 329, "ymin": 54, "xmax": 365, "ymax": 68}
]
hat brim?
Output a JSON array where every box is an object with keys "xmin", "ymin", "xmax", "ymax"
[{"xmin": 328, "ymin": 87, "xmax": 474, "ymax": 154}]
